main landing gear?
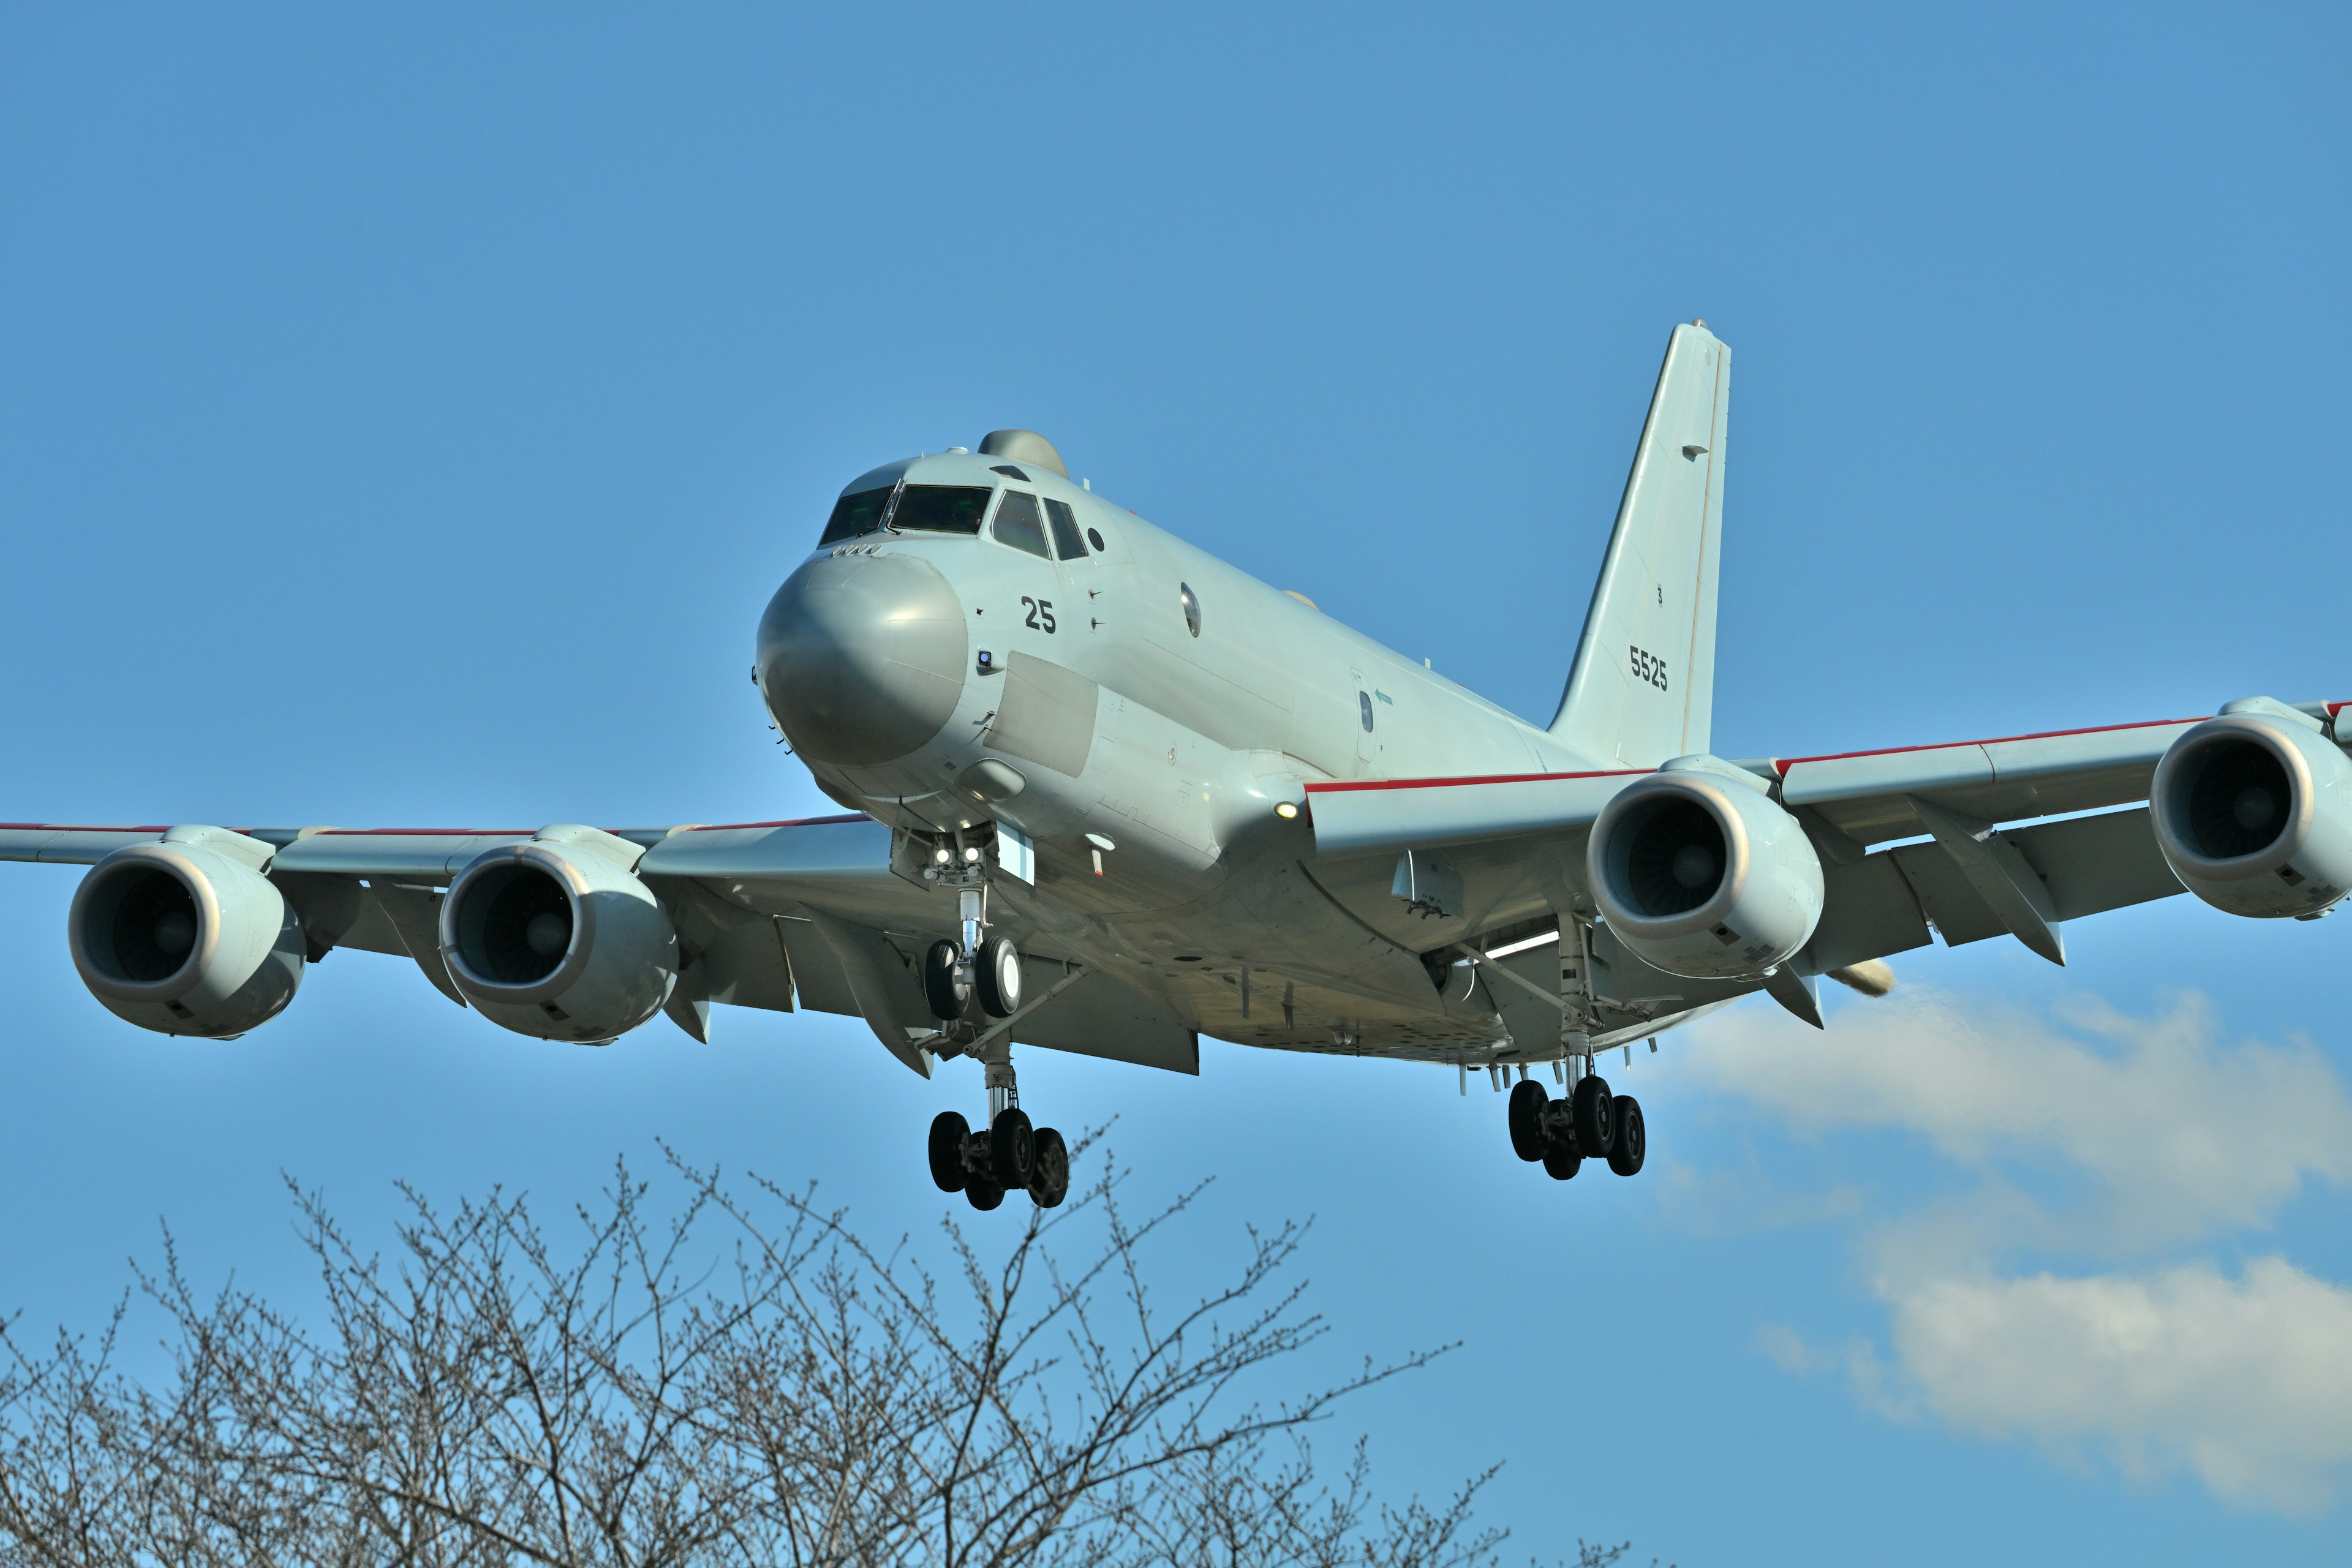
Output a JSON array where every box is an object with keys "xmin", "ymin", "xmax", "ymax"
[
  {"xmin": 927, "ymin": 1033, "xmax": 1069, "ymax": 1212},
  {"xmin": 928, "ymin": 1106, "xmax": 1070, "ymax": 1210},
  {"xmin": 1506, "ymin": 1071, "xmax": 1645, "ymax": 1180}
]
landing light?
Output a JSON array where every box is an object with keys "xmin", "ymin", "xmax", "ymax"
[
  {"xmin": 963, "ymin": 846, "xmax": 982, "ymax": 863},
  {"xmin": 1275, "ymin": 802, "xmax": 1299, "ymax": 820},
  {"xmin": 933, "ymin": 848, "xmax": 951, "ymax": 865}
]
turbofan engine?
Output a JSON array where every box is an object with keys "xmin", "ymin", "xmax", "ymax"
[
  {"xmin": 439, "ymin": 826, "xmax": 679, "ymax": 1043},
  {"xmin": 2150, "ymin": 707, "xmax": 2352, "ymax": 919},
  {"xmin": 1588, "ymin": 764, "xmax": 1825, "ymax": 979},
  {"xmin": 67, "ymin": 829, "xmax": 304, "ymax": 1038}
]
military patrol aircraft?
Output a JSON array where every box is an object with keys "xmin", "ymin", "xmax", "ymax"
[{"xmin": 7, "ymin": 321, "xmax": 2347, "ymax": 1209}]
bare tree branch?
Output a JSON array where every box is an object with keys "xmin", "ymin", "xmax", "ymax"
[{"xmin": 0, "ymin": 1140, "xmax": 1659, "ymax": 1568}]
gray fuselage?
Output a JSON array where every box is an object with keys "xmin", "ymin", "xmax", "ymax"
[{"xmin": 755, "ymin": 450, "xmax": 1620, "ymax": 1058}]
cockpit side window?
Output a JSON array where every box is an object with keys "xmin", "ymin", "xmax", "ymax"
[
  {"xmin": 891, "ymin": 484, "xmax": 993, "ymax": 534},
  {"xmin": 1044, "ymin": 498, "xmax": 1087, "ymax": 559},
  {"xmin": 992, "ymin": 491, "xmax": 1052, "ymax": 559},
  {"xmin": 819, "ymin": 484, "xmax": 897, "ymax": 545}
]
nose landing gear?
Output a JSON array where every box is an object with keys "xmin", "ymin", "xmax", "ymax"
[
  {"xmin": 1506, "ymin": 1070, "xmax": 1645, "ymax": 1181},
  {"xmin": 924, "ymin": 886, "xmax": 1024, "ymax": 1024}
]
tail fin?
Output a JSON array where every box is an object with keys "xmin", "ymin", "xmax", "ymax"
[{"xmin": 1549, "ymin": 321, "xmax": 1730, "ymax": 767}]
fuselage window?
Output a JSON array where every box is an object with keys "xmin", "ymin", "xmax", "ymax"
[
  {"xmin": 992, "ymin": 491, "xmax": 1052, "ymax": 559},
  {"xmin": 891, "ymin": 484, "xmax": 993, "ymax": 534},
  {"xmin": 819, "ymin": 484, "xmax": 897, "ymax": 544},
  {"xmin": 1359, "ymin": 691, "xmax": 1375, "ymax": 731},
  {"xmin": 1086, "ymin": 526, "xmax": 1106, "ymax": 552},
  {"xmin": 1179, "ymin": 582, "xmax": 1202, "ymax": 637},
  {"xmin": 1044, "ymin": 498, "xmax": 1087, "ymax": 559}
]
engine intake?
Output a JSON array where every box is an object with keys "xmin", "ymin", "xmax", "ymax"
[
  {"xmin": 68, "ymin": 831, "xmax": 304, "ymax": 1038},
  {"xmin": 1588, "ymin": 766, "xmax": 1825, "ymax": 979},
  {"xmin": 440, "ymin": 827, "xmax": 679, "ymax": 1042},
  {"xmin": 2151, "ymin": 712, "xmax": 2352, "ymax": 918}
]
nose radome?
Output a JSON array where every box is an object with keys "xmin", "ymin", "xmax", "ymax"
[{"xmin": 758, "ymin": 552, "xmax": 968, "ymax": 765}]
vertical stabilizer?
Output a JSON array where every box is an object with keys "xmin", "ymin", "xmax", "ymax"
[{"xmin": 1550, "ymin": 322, "xmax": 1729, "ymax": 767}]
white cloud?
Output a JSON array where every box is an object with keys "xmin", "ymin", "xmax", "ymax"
[
  {"xmin": 1680, "ymin": 989, "xmax": 2352, "ymax": 1244},
  {"xmin": 1678, "ymin": 986, "xmax": 2352, "ymax": 1510},
  {"xmin": 1883, "ymin": 1256, "xmax": 2352, "ymax": 1511}
]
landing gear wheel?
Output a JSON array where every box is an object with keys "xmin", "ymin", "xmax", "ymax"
[
  {"xmin": 927, "ymin": 1110, "xmax": 970, "ymax": 1192},
  {"xmin": 1607, "ymin": 1095, "xmax": 1646, "ymax": 1177},
  {"xmin": 990, "ymin": 1106, "xmax": 1035, "ymax": 1189},
  {"xmin": 1507, "ymin": 1079, "xmax": 1549, "ymax": 1161},
  {"xmin": 1028, "ymin": 1126, "xmax": 1070, "ymax": 1207},
  {"xmin": 965, "ymin": 1177, "xmax": 1005, "ymax": 1211},
  {"xmin": 922, "ymin": 939, "xmax": 970, "ymax": 1021},
  {"xmin": 1570, "ymin": 1074, "xmax": 1615, "ymax": 1158},
  {"xmin": 974, "ymin": 937, "xmax": 1023, "ymax": 1017},
  {"xmin": 1542, "ymin": 1145, "xmax": 1582, "ymax": 1180}
]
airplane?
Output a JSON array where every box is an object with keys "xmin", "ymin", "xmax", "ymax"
[{"xmin": 6, "ymin": 320, "xmax": 2346, "ymax": 1211}]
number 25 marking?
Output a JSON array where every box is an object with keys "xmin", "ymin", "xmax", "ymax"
[
  {"xmin": 1022, "ymin": 596, "xmax": 1057, "ymax": 633},
  {"xmin": 1629, "ymin": 644, "xmax": 1668, "ymax": 691}
]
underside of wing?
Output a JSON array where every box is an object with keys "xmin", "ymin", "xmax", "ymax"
[
  {"xmin": 1298, "ymin": 698, "xmax": 2352, "ymax": 1008},
  {"xmin": 0, "ymin": 814, "xmax": 1197, "ymax": 1076}
]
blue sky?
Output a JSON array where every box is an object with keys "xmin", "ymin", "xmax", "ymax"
[{"xmin": 3, "ymin": 4, "xmax": 2348, "ymax": 1562}]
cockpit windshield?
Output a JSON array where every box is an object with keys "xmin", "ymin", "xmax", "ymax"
[
  {"xmin": 819, "ymin": 485, "xmax": 896, "ymax": 545},
  {"xmin": 891, "ymin": 485, "xmax": 993, "ymax": 534}
]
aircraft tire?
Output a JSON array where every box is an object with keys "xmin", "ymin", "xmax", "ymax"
[
  {"xmin": 1028, "ymin": 1126, "xmax": 1071, "ymax": 1208},
  {"xmin": 1607, "ymin": 1096, "xmax": 1646, "ymax": 1177},
  {"xmin": 965, "ymin": 1177, "xmax": 1005, "ymax": 1212},
  {"xmin": 975, "ymin": 937, "xmax": 1023, "ymax": 1017},
  {"xmin": 928, "ymin": 1110, "xmax": 970, "ymax": 1192},
  {"xmin": 1542, "ymin": 1145, "xmax": 1582, "ymax": 1180},
  {"xmin": 1506, "ymin": 1079, "xmax": 1549, "ymax": 1161},
  {"xmin": 923, "ymin": 940, "xmax": 970, "ymax": 1021},
  {"xmin": 990, "ymin": 1106, "xmax": 1035, "ymax": 1189},
  {"xmin": 1571, "ymin": 1075, "xmax": 1615, "ymax": 1158}
]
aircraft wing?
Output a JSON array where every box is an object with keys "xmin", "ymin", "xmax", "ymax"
[
  {"xmin": 0, "ymin": 815, "xmax": 1196, "ymax": 1076},
  {"xmin": 1304, "ymin": 699, "xmax": 2351, "ymax": 976}
]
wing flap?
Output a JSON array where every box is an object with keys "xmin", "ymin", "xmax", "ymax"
[
  {"xmin": 2013, "ymin": 805, "xmax": 2185, "ymax": 921},
  {"xmin": 1806, "ymin": 853, "xmax": 1936, "ymax": 972},
  {"xmin": 1014, "ymin": 959, "xmax": 1198, "ymax": 1074}
]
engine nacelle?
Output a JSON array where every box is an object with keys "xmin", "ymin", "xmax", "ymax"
[
  {"xmin": 68, "ymin": 831, "xmax": 304, "ymax": 1038},
  {"xmin": 1588, "ymin": 766, "xmax": 1825, "ymax": 979},
  {"xmin": 439, "ymin": 827, "xmax": 679, "ymax": 1043},
  {"xmin": 2150, "ymin": 710, "xmax": 2352, "ymax": 919}
]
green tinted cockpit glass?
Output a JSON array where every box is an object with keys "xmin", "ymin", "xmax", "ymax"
[
  {"xmin": 819, "ymin": 485, "xmax": 897, "ymax": 545},
  {"xmin": 892, "ymin": 484, "xmax": 993, "ymax": 534},
  {"xmin": 1044, "ymin": 497, "xmax": 1087, "ymax": 559},
  {"xmin": 992, "ymin": 491, "xmax": 1052, "ymax": 559}
]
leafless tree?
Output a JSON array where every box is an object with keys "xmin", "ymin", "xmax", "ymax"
[{"xmin": 0, "ymin": 1142, "xmax": 1659, "ymax": 1568}]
